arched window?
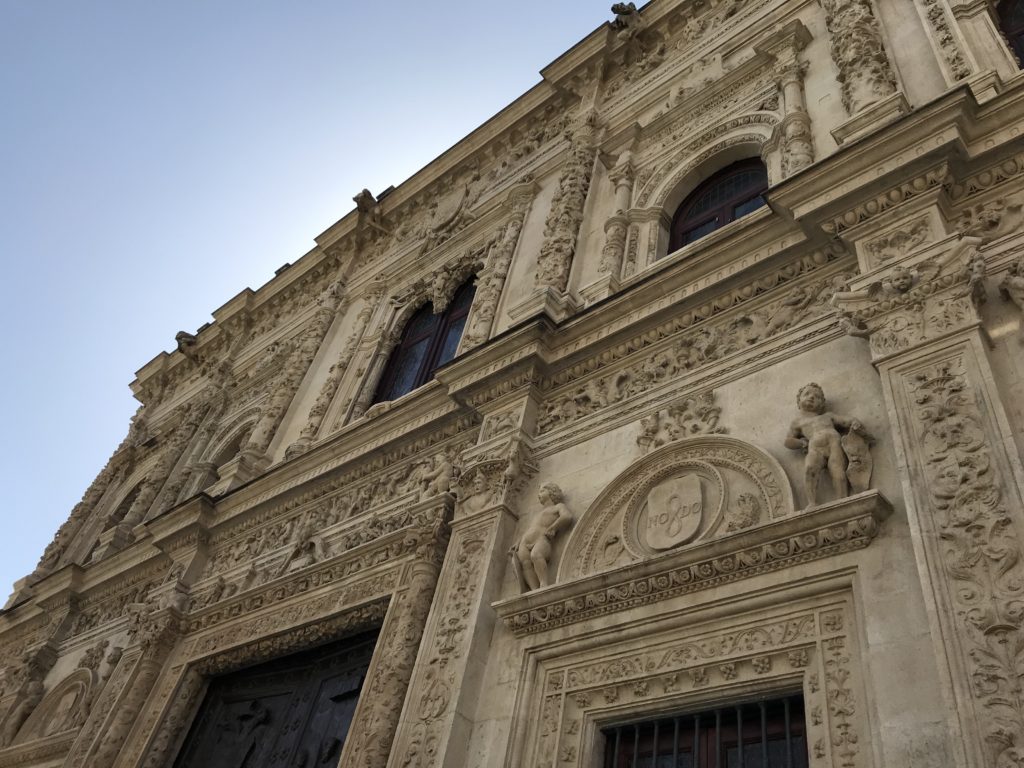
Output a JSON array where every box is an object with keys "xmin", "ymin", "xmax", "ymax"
[
  {"xmin": 668, "ymin": 159, "xmax": 769, "ymax": 253},
  {"xmin": 372, "ymin": 279, "xmax": 475, "ymax": 404},
  {"xmin": 1000, "ymin": 0, "xmax": 1024, "ymax": 63}
]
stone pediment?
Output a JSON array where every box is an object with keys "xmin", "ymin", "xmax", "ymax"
[{"xmin": 559, "ymin": 435, "xmax": 794, "ymax": 581}]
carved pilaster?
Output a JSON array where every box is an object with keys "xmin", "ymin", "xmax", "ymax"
[
  {"xmin": 532, "ymin": 110, "xmax": 601, "ymax": 298},
  {"xmin": 65, "ymin": 608, "xmax": 182, "ymax": 768},
  {"xmin": 460, "ymin": 188, "xmax": 534, "ymax": 352},
  {"xmin": 948, "ymin": 0, "xmax": 1020, "ymax": 82},
  {"xmin": 241, "ymin": 275, "xmax": 348, "ymax": 462},
  {"xmin": 386, "ymin": 505, "xmax": 517, "ymax": 768},
  {"xmin": 837, "ymin": 238, "xmax": 1024, "ymax": 767},
  {"xmin": 286, "ymin": 284, "xmax": 383, "ymax": 458}
]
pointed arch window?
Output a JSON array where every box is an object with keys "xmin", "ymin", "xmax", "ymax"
[
  {"xmin": 668, "ymin": 159, "xmax": 769, "ymax": 254},
  {"xmin": 372, "ymin": 279, "xmax": 475, "ymax": 404},
  {"xmin": 1000, "ymin": 0, "xmax": 1024, "ymax": 63}
]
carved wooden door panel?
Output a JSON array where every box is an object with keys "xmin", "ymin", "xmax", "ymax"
[{"xmin": 173, "ymin": 632, "xmax": 377, "ymax": 768}]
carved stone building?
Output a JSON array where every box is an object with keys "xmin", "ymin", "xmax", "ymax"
[{"xmin": 5, "ymin": 1, "xmax": 1024, "ymax": 766}]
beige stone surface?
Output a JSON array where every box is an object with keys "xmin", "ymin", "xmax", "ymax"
[{"xmin": 5, "ymin": 1, "xmax": 1024, "ymax": 766}]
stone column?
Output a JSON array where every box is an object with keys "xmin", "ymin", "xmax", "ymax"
[
  {"xmin": 759, "ymin": 21, "xmax": 815, "ymax": 178},
  {"xmin": 286, "ymin": 284, "xmax": 383, "ymax": 459},
  {"xmin": 63, "ymin": 608, "xmax": 182, "ymax": 768},
  {"xmin": 818, "ymin": 0, "xmax": 908, "ymax": 144},
  {"xmin": 835, "ymin": 238, "xmax": 1024, "ymax": 768},
  {"xmin": 932, "ymin": 0, "xmax": 1020, "ymax": 89},
  {"xmin": 581, "ymin": 149, "xmax": 635, "ymax": 305},
  {"xmin": 349, "ymin": 331, "xmax": 399, "ymax": 421}
]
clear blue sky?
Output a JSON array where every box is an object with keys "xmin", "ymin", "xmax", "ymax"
[{"xmin": 0, "ymin": 1, "xmax": 603, "ymax": 597}]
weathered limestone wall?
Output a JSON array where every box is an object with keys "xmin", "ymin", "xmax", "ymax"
[{"xmin": 5, "ymin": 0, "xmax": 1024, "ymax": 766}]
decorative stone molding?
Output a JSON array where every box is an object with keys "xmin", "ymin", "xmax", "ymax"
[
  {"xmin": 388, "ymin": 505, "xmax": 516, "ymax": 768},
  {"xmin": 498, "ymin": 491, "xmax": 890, "ymax": 637},
  {"xmin": 562, "ymin": 435, "xmax": 794, "ymax": 580},
  {"xmin": 818, "ymin": 0, "xmax": 898, "ymax": 116},
  {"xmin": 914, "ymin": 0, "xmax": 973, "ymax": 82},
  {"xmin": 635, "ymin": 390, "xmax": 726, "ymax": 454},
  {"xmin": 534, "ymin": 110, "xmax": 601, "ymax": 295},
  {"xmin": 833, "ymin": 236, "xmax": 986, "ymax": 360},
  {"xmin": 504, "ymin": 591, "xmax": 868, "ymax": 768},
  {"xmin": 286, "ymin": 283, "xmax": 385, "ymax": 459},
  {"xmin": 461, "ymin": 186, "xmax": 535, "ymax": 351},
  {"xmin": 539, "ymin": 259, "xmax": 849, "ymax": 435}
]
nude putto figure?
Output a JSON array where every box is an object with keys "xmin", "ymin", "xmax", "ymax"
[
  {"xmin": 784, "ymin": 383, "xmax": 874, "ymax": 508},
  {"xmin": 511, "ymin": 483, "xmax": 574, "ymax": 592}
]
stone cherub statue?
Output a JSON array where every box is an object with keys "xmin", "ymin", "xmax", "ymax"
[
  {"xmin": 511, "ymin": 483, "xmax": 574, "ymax": 592},
  {"xmin": 784, "ymin": 383, "xmax": 874, "ymax": 508}
]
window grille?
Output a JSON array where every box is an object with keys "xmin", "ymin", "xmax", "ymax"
[{"xmin": 601, "ymin": 693, "xmax": 808, "ymax": 768}]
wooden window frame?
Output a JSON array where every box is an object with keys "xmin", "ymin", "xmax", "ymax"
[
  {"xmin": 668, "ymin": 159, "xmax": 769, "ymax": 255},
  {"xmin": 372, "ymin": 279, "xmax": 475, "ymax": 404},
  {"xmin": 1000, "ymin": 0, "xmax": 1024, "ymax": 64}
]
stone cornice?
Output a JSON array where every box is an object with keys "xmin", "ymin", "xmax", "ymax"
[
  {"xmin": 0, "ymin": 730, "xmax": 77, "ymax": 768},
  {"xmin": 494, "ymin": 490, "xmax": 892, "ymax": 637}
]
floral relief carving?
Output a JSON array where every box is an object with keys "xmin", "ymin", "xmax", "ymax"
[
  {"xmin": 636, "ymin": 391, "xmax": 725, "ymax": 454},
  {"xmin": 535, "ymin": 111, "xmax": 601, "ymax": 293},
  {"xmin": 286, "ymin": 284, "xmax": 385, "ymax": 459},
  {"xmin": 863, "ymin": 217, "xmax": 931, "ymax": 265},
  {"xmin": 397, "ymin": 526, "xmax": 492, "ymax": 767},
  {"xmin": 916, "ymin": 0, "xmax": 971, "ymax": 80},
  {"xmin": 834, "ymin": 239, "xmax": 987, "ymax": 358},
  {"xmin": 956, "ymin": 200, "xmax": 1024, "ymax": 243},
  {"xmin": 526, "ymin": 601, "xmax": 861, "ymax": 768},
  {"xmin": 818, "ymin": 0, "xmax": 898, "ymax": 115},
  {"xmin": 540, "ymin": 269, "xmax": 847, "ymax": 434},
  {"xmin": 907, "ymin": 360, "xmax": 1024, "ymax": 768}
]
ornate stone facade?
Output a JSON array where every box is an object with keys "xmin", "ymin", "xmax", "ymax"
[{"xmin": 5, "ymin": 2, "xmax": 1024, "ymax": 766}]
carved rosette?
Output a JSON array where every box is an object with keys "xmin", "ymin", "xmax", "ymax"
[
  {"xmin": 818, "ymin": 0, "xmax": 898, "ymax": 115},
  {"xmin": 535, "ymin": 112, "xmax": 601, "ymax": 293}
]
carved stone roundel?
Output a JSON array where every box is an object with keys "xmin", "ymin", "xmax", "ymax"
[{"xmin": 559, "ymin": 436, "xmax": 794, "ymax": 581}]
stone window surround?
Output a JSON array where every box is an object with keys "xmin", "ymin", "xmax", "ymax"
[{"xmin": 502, "ymin": 577, "xmax": 866, "ymax": 768}]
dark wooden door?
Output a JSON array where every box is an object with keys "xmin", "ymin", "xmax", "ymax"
[{"xmin": 173, "ymin": 632, "xmax": 377, "ymax": 768}]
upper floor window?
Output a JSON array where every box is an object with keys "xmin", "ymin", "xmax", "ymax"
[
  {"xmin": 372, "ymin": 279, "xmax": 475, "ymax": 404},
  {"xmin": 1001, "ymin": 0, "xmax": 1024, "ymax": 63},
  {"xmin": 669, "ymin": 159, "xmax": 769, "ymax": 253}
]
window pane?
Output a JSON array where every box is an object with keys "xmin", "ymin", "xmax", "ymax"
[
  {"xmin": 436, "ymin": 314, "xmax": 468, "ymax": 368},
  {"xmin": 682, "ymin": 218, "xmax": 720, "ymax": 245},
  {"xmin": 733, "ymin": 195, "xmax": 766, "ymax": 218},
  {"xmin": 383, "ymin": 337, "xmax": 430, "ymax": 400}
]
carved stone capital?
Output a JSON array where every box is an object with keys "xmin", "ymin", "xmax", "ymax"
[{"xmin": 832, "ymin": 236, "xmax": 986, "ymax": 360}]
